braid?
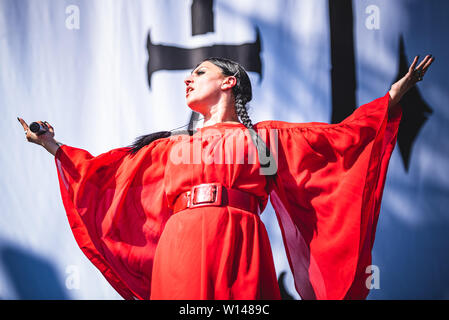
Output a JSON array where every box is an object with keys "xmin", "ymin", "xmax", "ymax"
[{"xmin": 235, "ymin": 95, "xmax": 254, "ymax": 130}]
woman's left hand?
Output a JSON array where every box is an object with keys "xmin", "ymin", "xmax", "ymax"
[{"xmin": 389, "ymin": 54, "xmax": 434, "ymax": 106}]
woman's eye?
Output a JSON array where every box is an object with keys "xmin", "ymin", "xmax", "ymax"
[{"xmin": 196, "ymin": 70, "xmax": 205, "ymax": 75}]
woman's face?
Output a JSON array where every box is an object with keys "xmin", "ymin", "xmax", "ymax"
[{"xmin": 184, "ymin": 61, "xmax": 228, "ymax": 114}]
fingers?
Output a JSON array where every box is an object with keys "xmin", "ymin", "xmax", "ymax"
[
  {"xmin": 409, "ymin": 56, "xmax": 419, "ymax": 73},
  {"xmin": 37, "ymin": 120, "xmax": 48, "ymax": 130},
  {"xmin": 17, "ymin": 117, "xmax": 29, "ymax": 132},
  {"xmin": 409, "ymin": 55, "xmax": 433, "ymax": 72},
  {"xmin": 415, "ymin": 54, "xmax": 432, "ymax": 71},
  {"xmin": 421, "ymin": 56, "xmax": 435, "ymax": 74},
  {"xmin": 44, "ymin": 121, "xmax": 54, "ymax": 132},
  {"xmin": 409, "ymin": 54, "xmax": 435, "ymax": 83}
]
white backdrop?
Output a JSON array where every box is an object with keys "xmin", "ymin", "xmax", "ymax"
[{"xmin": 1, "ymin": 0, "xmax": 448, "ymax": 299}]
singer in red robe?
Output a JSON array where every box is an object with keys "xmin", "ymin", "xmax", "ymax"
[
  {"xmin": 53, "ymin": 91, "xmax": 400, "ymax": 300},
  {"xmin": 19, "ymin": 55, "xmax": 433, "ymax": 300}
]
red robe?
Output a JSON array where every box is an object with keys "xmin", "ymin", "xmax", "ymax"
[{"xmin": 54, "ymin": 93, "xmax": 401, "ymax": 300}]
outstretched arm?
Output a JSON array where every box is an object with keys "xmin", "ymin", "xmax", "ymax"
[{"xmin": 388, "ymin": 55, "xmax": 434, "ymax": 111}]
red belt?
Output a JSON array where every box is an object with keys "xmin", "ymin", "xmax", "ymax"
[{"xmin": 172, "ymin": 183, "xmax": 260, "ymax": 214}]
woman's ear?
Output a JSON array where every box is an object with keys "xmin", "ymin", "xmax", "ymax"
[{"xmin": 221, "ymin": 76, "xmax": 237, "ymax": 90}]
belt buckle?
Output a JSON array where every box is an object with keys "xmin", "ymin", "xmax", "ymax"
[{"xmin": 190, "ymin": 183, "xmax": 222, "ymax": 208}]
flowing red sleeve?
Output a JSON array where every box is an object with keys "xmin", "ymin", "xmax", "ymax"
[
  {"xmin": 255, "ymin": 93, "xmax": 402, "ymax": 300},
  {"xmin": 54, "ymin": 140, "xmax": 172, "ymax": 300}
]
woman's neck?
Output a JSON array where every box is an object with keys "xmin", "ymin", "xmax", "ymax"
[{"xmin": 201, "ymin": 99, "xmax": 240, "ymax": 127}]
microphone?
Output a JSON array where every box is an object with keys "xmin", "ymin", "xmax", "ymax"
[{"xmin": 29, "ymin": 122, "xmax": 48, "ymax": 135}]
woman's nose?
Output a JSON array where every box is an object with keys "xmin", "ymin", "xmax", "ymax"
[{"xmin": 184, "ymin": 75, "xmax": 193, "ymax": 86}]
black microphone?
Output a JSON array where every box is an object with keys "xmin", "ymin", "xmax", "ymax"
[{"xmin": 29, "ymin": 122, "xmax": 48, "ymax": 135}]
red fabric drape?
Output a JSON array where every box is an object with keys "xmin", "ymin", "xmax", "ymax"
[
  {"xmin": 55, "ymin": 93, "xmax": 401, "ymax": 300},
  {"xmin": 255, "ymin": 93, "xmax": 402, "ymax": 299},
  {"xmin": 55, "ymin": 140, "xmax": 173, "ymax": 299}
]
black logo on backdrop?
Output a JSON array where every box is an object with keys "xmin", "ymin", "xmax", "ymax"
[{"xmin": 146, "ymin": 0, "xmax": 262, "ymax": 89}]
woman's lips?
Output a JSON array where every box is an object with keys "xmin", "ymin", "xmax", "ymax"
[{"xmin": 186, "ymin": 87, "xmax": 194, "ymax": 97}]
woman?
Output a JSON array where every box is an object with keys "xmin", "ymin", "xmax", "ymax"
[{"xmin": 18, "ymin": 55, "xmax": 433, "ymax": 300}]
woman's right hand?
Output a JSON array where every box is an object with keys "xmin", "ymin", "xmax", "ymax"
[{"xmin": 18, "ymin": 117, "xmax": 61, "ymax": 156}]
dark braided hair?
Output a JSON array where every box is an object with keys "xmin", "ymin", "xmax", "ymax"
[{"xmin": 128, "ymin": 57, "xmax": 256, "ymax": 154}]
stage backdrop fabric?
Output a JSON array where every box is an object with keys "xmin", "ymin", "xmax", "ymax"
[{"xmin": 1, "ymin": 0, "xmax": 448, "ymax": 299}]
